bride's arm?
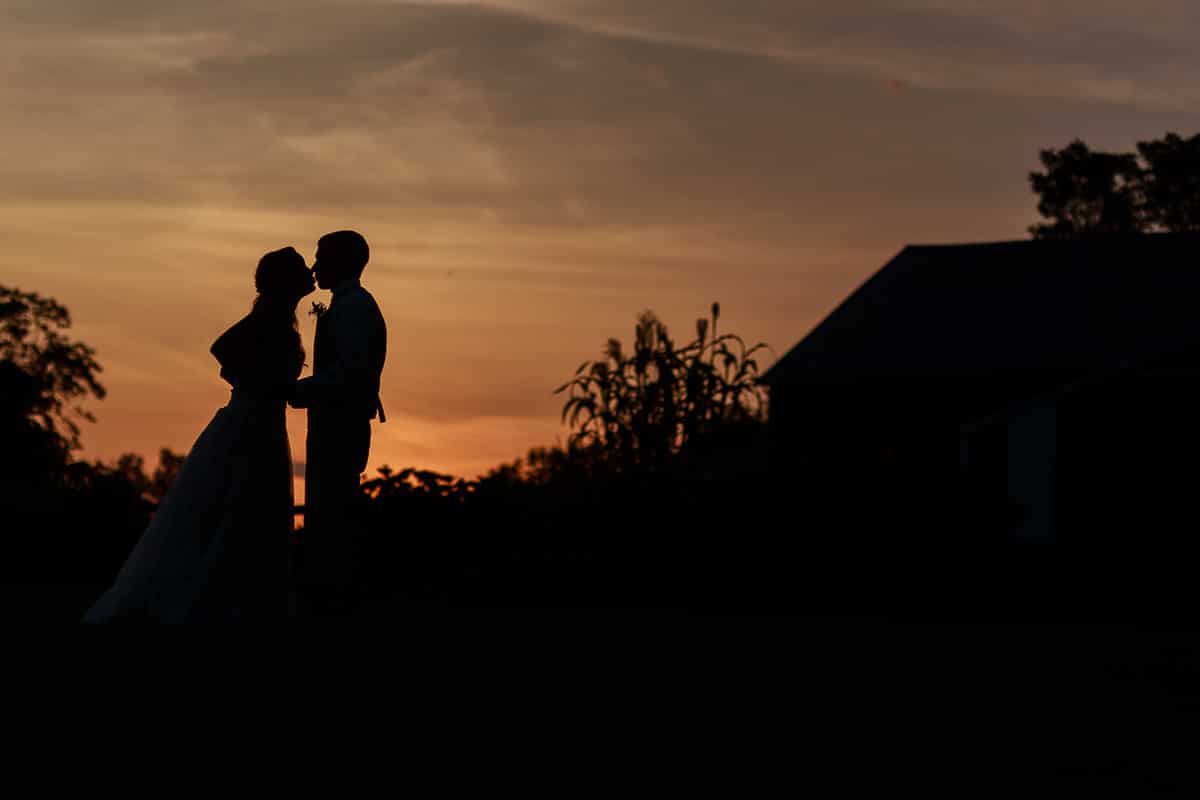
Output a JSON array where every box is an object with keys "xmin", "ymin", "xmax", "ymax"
[{"xmin": 210, "ymin": 315, "xmax": 256, "ymax": 387}]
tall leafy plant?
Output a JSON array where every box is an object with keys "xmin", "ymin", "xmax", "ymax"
[{"xmin": 555, "ymin": 303, "xmax": 769, "ymax": 470}]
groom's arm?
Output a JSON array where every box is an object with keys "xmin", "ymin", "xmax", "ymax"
[
  {"xmin": 287, "ymin": 377, "xmax": 308, "ymax": 408},
  {"xmin": 290, "ymin": 299, "xmax": 377, "ymax": 410}
]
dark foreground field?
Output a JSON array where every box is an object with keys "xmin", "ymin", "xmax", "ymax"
[
  {"xmin": 15, "ymin": 581, "xmax": 1195, "ymax": 792},
  {"xmin": 4, "ymin": 559, "xmax": 1198, "ymax": 792}
]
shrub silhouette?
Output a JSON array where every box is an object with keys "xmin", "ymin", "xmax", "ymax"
[{"xmin": 555, "ymin": 302, "xmax": 769, "ymax": 471}]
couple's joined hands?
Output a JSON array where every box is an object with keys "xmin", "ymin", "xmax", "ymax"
[{"xmin": 287, "ymin": 380, "xmax": 308, "ymax": 410}]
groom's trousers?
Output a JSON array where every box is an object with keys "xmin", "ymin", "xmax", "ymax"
[{"xmin": 295, "ymin": 416, "xmax": 371, "ymax": 615}]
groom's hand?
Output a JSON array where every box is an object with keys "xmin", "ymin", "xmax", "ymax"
[{"xmin": 288, "ymin": 379, "xmax": 308, "ymax": 409}]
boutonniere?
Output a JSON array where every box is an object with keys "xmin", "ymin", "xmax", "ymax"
[{"xmin": 309, "ymin": 301, "xmax": 328, "ymax": 320}]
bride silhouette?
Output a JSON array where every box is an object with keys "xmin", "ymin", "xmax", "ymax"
[{"xmin": 83, "ymin": 247, "xmax": 315, "ymax": 623}]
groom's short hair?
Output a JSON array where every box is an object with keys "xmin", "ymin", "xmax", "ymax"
[{"xmin": 319, "ymin": 230, "xmax": 370, "ymax": 277}]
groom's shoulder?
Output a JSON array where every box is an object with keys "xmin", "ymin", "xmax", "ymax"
[
  {"xmin": 341, "ymin": 284, "xmax": 385, "ymax": 321},
  {"xmin": 356, "ymin": 284, "xmax": 384, "ymax": 313}
]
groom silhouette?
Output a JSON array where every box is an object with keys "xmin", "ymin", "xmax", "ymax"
[{"xmin": 288, "ymin": 230, "xmax": 387, "ymax": 616}]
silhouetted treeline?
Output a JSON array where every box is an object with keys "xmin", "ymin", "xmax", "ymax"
[
  {"xmin": 328, "ymin": 418, "xmax": 1063, "ymax": 617},
  {"xmin": 334, "ymin": 418, "xmax": 777, "ymax": 611},
  {"xmin": 1029, "ymin": 132, "xmax": 1200, "ymax": 238}
]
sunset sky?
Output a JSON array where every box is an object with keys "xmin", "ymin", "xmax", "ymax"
[{"xmin": 6, "ymin": 1, "xmax": 1200, "ymax": 488}]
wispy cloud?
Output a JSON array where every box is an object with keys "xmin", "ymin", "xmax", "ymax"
[{"xmin": 435, "ymin": 0, "xmax": 1200, "ymax": 111}]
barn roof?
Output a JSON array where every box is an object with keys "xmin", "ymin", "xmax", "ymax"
[{"xmin": 761, "ymin": 234, "xmax": 1200, "ymax": 387}]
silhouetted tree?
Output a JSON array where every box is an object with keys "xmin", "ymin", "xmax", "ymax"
[
  {"xmin": 0, "ymin": 285, "xmax": 105, "ymax": 452},
  {"xmin": 0, "ymin": 360, "xmax": 68, "ymax": 485},
  {"xmin": 480, "ymin": 443, "xmax": 602, "ymax": 488},
  {"xmin": 1135, "ymin": 132, "xmax": 1200, "ymax": 232},
  {"xmin": 148, "ymin": 448, "xmax": 186, "ymax": 503},
  {"xmin": 88, "ymin": 448, "xmax": 187, "ymax": 504},
  {"xmin": 555, "ymin": 303, "xmax": 769, "ymax": 471},
  {"xmin": 361, "ymin": 465, "xmax": 476, "ymax": 503},
  {"xmin": 0, "ymin": 286, "xmax": 185, "ymax": 603},
  {"xmin": 1029, "ymin": 132, "xmax": 1200, "ymax": 238},
  {"xmin": 1028, "ymin": 139, "xmax": 1142, "ymax": 239},
  {"xmin": 109, "ymin": 453, "xmax": 150, "ymax": 497}
]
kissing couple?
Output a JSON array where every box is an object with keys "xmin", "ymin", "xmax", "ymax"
[{"xmin": 83, "ymin": 230, "xmax": 387, "ymax": 623}]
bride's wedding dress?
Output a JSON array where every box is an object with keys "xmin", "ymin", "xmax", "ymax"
[{"xmin": 83, "ymin": 308, "xmax": 303, "ymax": 623}]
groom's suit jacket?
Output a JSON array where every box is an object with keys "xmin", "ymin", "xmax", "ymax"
[
  {"xmin": 295, "ymin": 277, "xmax": 387, "ymax": 430},
  {"xmin": 292, "ymin": 278, "xmax": 385, "ymax": 591}
]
